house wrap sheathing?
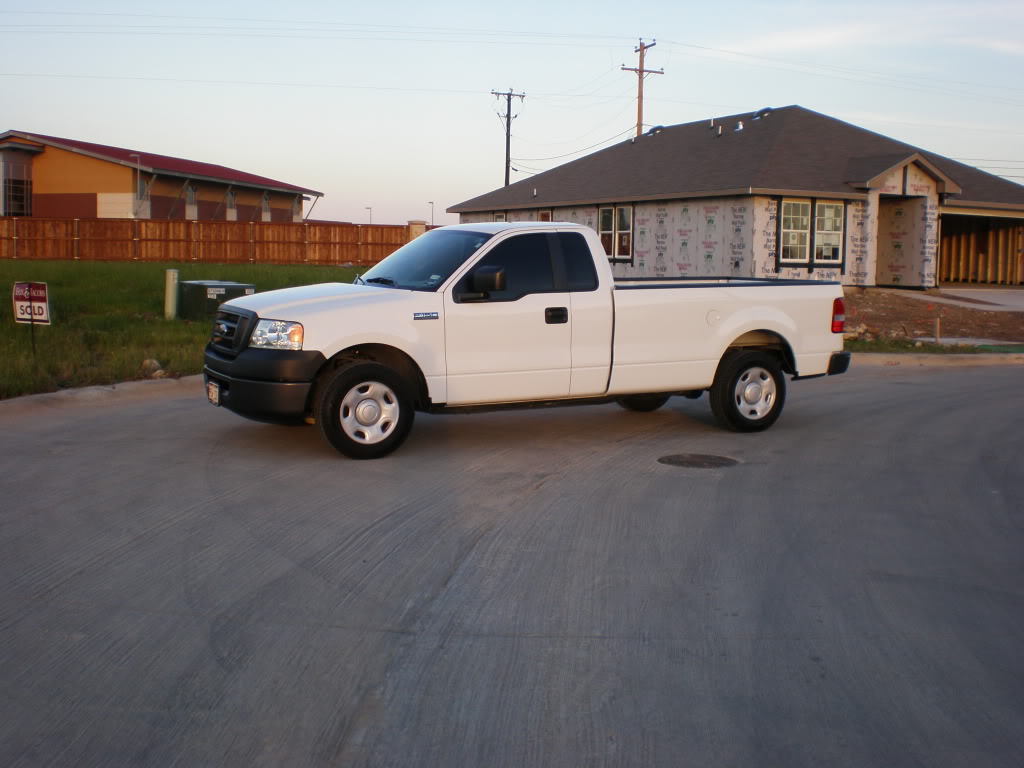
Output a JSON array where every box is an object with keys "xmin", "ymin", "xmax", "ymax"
[{"xmin": 461, "ymin": 189, "xmax": 935, "ymax": 289}]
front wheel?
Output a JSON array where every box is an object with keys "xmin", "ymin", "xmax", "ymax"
[
  {"xmin": 315, "ymin": 361, "xmax": 415, "ymax": 459},
  {"xmin": 709, "ymin": 350, "xmax": 786, "ymax": 432}
]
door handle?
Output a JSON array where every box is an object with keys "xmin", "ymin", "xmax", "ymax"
[{"xmin": 545, "ymin": 307, "xmax": 568, "ymax": 324}]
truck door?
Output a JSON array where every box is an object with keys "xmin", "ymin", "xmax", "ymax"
[
  {"xmin": 444, "ymin": 233, "xmax": 571, "ymax": 405},
  {"xmin": 559, "ymin": 231, "xmax": 613, "ymax": 396}
]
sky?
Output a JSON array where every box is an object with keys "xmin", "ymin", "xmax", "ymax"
[{"xmin": 2, "ymin": 1, "xmax": 1022, "ymax": 225}]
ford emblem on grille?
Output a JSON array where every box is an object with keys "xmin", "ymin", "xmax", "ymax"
[{"xmin": 215, "ymin": 322, "xmax": 228, "ymax": 336}]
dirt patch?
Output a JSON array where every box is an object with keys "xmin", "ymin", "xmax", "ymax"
[{"xmin": 844, "ymin": 288, "xmax": 1024, "ymax": 342}]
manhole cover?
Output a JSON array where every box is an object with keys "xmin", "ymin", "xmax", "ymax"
[{"xmin": 658, "ymin": 454, "xmax": 739, "ymax": 469}]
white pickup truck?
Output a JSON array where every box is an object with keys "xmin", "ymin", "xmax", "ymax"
[{"xmin": 204, "ymin": 222, "xmax": 850, "ymax": 458}]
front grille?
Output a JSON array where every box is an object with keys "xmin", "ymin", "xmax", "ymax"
[{"xmin": 210, "ymin": 309, "xmax": 253, "ymax": 356}]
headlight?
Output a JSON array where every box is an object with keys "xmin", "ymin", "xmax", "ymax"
[{"xmin": 249, "ymin": 319, "xmax": 304, "ymax": 350}]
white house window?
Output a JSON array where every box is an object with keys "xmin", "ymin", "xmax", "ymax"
[
  {"xmin": 225, "ymin": 189, "xmax": 237, "ymax": 221},
  {"xmin": 598, "ymin": 205, "xmax": 633, "ymax": 261},
  {"xmin": 261, "ymin": 195, "xmax": 271, "ymax": 222},
  {"xmin": 781, "ymin": 200, "xmax": 811, "ymax": 263},
  {"xmin": 185, "ymin": 184, "xmax": 197, "ymax": 206},
  {"xmin": 493, "ymin": 212, "xmax": 506, "ymax": 222},
  {"xmin": 815, "ymin": 202, "xmax": 843, "ymax": 263},
  {"xmin": 292, "ymin": 196, "xmax": 302, "ymax": 222}
]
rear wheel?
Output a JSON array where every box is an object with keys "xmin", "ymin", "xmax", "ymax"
[
  {"xmin": 709, "ymin": 350, "xmax": 786, "ymax": 432},
  {"xmin": 315, "ymin": 361, "xmax": 415, "ymax": 459},
  {"xmin": 616, "ymin": 394, "xmax": 670, "ymax": 412}
]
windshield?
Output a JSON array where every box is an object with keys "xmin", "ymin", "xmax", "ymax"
[{"xmin": 358, "ymin": 229, "xmax": 493, "ymax": 291}]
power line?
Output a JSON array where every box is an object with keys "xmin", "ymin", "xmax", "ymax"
[
  {"xmin": 659, "ymin": 41, "xmax": 1024, "ymax": 109},
  {"xmin": 0, "ymin": 26, "xmax": 632, "ymax": 49},
  {"xmin": 5, "ymin": 10, "xmax": 1021, "ymax": 99},
  {"xmin": 953, "ymin": 158, "xmax": 1024, "ymax": 163},
  {"xmin": 659, "ymin": 38, "xmax": 1024, "ymax": 94},
  {"xmin": 0, "ymin": 11, "xmax": 634, "ymax": 43},
  {"xmin": 512, "ymin": 127, "xmax": 634, "ymax": 162},
  {"xmin": 513, "ymin": 98, "xmax": 637, "ymax": 148},
  {"xmin": 0, "ymin": 71, "xmax": 489, "ymax": 95}
]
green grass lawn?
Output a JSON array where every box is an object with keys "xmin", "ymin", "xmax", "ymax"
[
  {"xmin": 844, "ymin": 338, "xmax": 1024, "ymax": 354},
  {"xmin": 1, "ymin": 260, "xmax": 358, "ymax": 399}
]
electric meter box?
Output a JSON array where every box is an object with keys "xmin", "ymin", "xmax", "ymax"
[{"xmin": 179, "ymin": 281, "xmax": 256, "ymax": 320}]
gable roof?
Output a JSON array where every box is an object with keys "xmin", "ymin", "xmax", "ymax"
[
  {"xmin": 450, "ymin": 105, "xmax": 1024, "ymax": 213},
  {"xmin": 1, "ymin": 130, "xmax": 323, "ymax": 197}
]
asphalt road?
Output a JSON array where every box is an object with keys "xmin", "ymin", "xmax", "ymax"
[{"xmin": 1, "ymin": 361, "xmax": 1023, "ymax": 767}]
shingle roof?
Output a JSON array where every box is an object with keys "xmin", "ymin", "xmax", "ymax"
[
  {"xmin": 2, "ymin": 130, "xmax": 323, "ymax": 196},
  {"xmin": 450, "ymin": 106, "xmax": 1024, "ymax": 212}
]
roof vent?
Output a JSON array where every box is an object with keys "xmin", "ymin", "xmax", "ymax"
[
  {"xmin": 716, "ymin": 125, "xmax": 723, "ymax": 137},
  {"xmin": 646, "ymin": 125, "xmax": 664, "ymax": 136},
  {"xmin": 735, "ymin": 121, "xmax": 744, "ymax": 132},
  {"xmin": 753, "ymin": 107, "xmax": 773, "ymax": 120},
  {"xmin": 709, "ymin": 118, "xmax": 715, "ymax": 128}
]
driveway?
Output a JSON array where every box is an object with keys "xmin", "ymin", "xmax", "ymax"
[{"xmin": 1, "ymin": 365, "xmax": 1022, "ymax": 767}]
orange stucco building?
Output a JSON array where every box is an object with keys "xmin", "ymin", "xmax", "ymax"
[{"xmin": 0, "ymin": 130, "xmax": 323, "ymax": 221}]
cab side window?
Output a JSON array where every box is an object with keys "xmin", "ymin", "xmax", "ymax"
[
  {"xmin": 560, "ymin": 233, "xmax": 598, "ymax": 292},
  {"xmin": 460, "ymin": 233, "xmax": 556, "ymax": 301}
]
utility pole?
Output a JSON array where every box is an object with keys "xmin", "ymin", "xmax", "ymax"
[
  {"xmin": 491, "ymin": 88, "xmax": 525, "ymax": 186},
  {"xmin": 622, "ymin": 39, "xmax": 663, "ymax": 137}
]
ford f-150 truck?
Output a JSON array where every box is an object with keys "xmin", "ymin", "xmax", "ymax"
[{"xmin": 204, "ymin": 222, "xmax": 850, "ymax": 458}]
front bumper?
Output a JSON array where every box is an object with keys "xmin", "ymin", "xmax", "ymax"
[{"xmin": 203, "ymin": 345, "xmax": 326, "ymax": 423}]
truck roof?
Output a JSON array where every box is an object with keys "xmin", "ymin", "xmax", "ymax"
[{"xmin": 439, "ymin": 221, "xmax": 588, "ymax": 235}]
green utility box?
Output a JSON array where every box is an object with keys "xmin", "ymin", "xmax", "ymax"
[{"xmin": 178, "ymin": 280, "xmax": 256, "ymax": 320}]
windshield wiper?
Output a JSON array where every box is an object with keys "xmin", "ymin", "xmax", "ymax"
[
  {"xmin": 353, "ymin": 274, "xmax": 365, "ymax": 285},
  {"xmin": 364, "ymin": 276, "xmax": 396, "ymax": 286}
]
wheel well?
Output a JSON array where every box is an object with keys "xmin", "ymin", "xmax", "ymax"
[
  {"xmin": 725, "ymin": 330, "xmax": 796, "ymax": 374},
  {"xmin": 318, "ymin": 344, "xmax": 430, "ymax": 408}
]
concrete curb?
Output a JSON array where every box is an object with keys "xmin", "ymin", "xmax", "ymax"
[
  {"xmin": 853, "ymin": 352, "xmax": 1024, "ymax": 368},
  {"xmin": 0, "ymin": 375, "xmax": 205, "ymax": 415}
]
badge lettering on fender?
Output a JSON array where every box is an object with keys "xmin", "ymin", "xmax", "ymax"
[{"xmin": 413, "ymin": 312, "xmax": 439, "ymax": 320}]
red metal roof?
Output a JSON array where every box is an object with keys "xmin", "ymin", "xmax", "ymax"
[{"xmin": 4, "ymin": 130, "xmax": 323, "ymax": 196}]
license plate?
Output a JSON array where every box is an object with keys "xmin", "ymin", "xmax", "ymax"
[{"xmin": 207, "ymin": 381, "xmax": 220, "ymax": 406}]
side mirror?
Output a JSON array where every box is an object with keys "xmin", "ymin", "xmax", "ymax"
[
  {"xmin": 472, "ymin": 265, "xmax": 506, "ymax": 293},
  {"xmin": 458, "ymin": 266, "xmax": 506, "ymax": 302}
]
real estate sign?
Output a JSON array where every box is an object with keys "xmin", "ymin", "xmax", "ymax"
[{"xmin": 12, "ymin": 282, "xmax": 51, "ymax": 325}]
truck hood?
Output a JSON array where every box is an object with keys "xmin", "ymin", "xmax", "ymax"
[{"xmin": 222, "ymin": 282, "xmax": 409, "ymax": 318}]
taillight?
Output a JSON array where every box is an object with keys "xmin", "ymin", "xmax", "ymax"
[{"xmin": 831, "ymin": 298, "xmax": 845, "ymax": 334}]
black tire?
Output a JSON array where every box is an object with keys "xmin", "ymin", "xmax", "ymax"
[
  {"xmin": 315, "ymin": 360, "xmax": 415, "ymax": 459},
  {"xmin": 708, "ymin": 350, "xmax": 786, "ymax": 432},
  {"xmin": 616, "ymin": 394, "xmax": 671, "ymax": 412}
]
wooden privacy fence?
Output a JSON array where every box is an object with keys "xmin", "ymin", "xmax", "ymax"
[{"xmin": 0, "ymin": 218, "xmax": 418, "ymax": 266}]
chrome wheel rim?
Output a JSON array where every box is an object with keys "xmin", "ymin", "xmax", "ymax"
[
  {"xmin": 733, "ymin": 366, "xmax": 776, "ymax": 420},
  {"xmin": 340, "ymin": 381, "xmax": 399, "ymax": 445}
]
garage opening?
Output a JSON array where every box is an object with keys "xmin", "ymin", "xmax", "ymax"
[{"xmin": 939, "ymin": 214, "xmax": 1024, "ymax": 285}]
